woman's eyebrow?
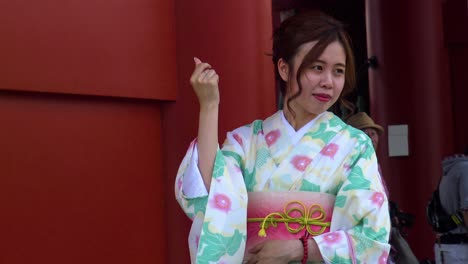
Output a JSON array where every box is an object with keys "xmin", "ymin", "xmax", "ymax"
[{"xmin": 315, "ymin": 59, "xmax": 346, "ymax": 68}]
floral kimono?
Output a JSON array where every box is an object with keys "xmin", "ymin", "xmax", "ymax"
[{"xmin": 175, "ymin": 111, "xmax": 391, "ymax": 264}]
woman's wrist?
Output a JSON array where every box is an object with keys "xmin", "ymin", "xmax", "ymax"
[
  {"xmin": 308, "ymin": 238, "xmax": 324, "ymax": 262},
  {"xmin": 199, "ymin": 101, "xmax": 219, "ymax": 112}
]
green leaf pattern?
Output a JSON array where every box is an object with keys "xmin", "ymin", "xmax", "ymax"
[
  {"xmin": 174, "ymin": 111, "xmax": 390, "ymax": 263},
  {"xmin": 222, "ymin": 150, "xmax": 243, "ymax": 168},
  {"xmin": 331, "ymin": 253, "xmax": 353, "ymax": 264},
  {"xmin": 335, "ymin": 195, "xmax": 347, "ymax": 208},
  {"xmin": 363, "ymin": 226, "xmax": 388, "ymax": 242},
  {"xmin": 343, "ymin": 167, "xmax": 371, "ymax": 191},
  {"xmin": 300, "ymin": 179, "xmax": 321, "ymax": 192},
  {"xmin": 212, "ymin": 150, "xmax": 226, "ymax": 179},
  {"xmin": 197, "ymin": 222, "xmax": 244, "ymax": 263},
  {"xmin": 252, "ymin": 120, "xmax": 263, "ymax": 135},
  {"xmin": 187, "ymin": 196, "xmax": 208, "ymax": 215},
  {"xmin": 305, "ymin": 123, "xmax": 337, "ymax": 143}
]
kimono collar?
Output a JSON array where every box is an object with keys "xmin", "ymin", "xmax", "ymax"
[{"xmin": 280, "ymin": 110, "xmax": 326, "ymax": 144}]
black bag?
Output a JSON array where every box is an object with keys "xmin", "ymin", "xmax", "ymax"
[{"xmin": 426, "ymin": 189, "xmax": 464, "ymax": 233}]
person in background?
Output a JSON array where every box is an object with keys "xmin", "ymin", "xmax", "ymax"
[
  {"xmin": 434, "ymin": 146, "xmax": 468, "ymax": 264},
  {"xmin": 175, "ymin": 11, "xmax": 390, "ymax": 264},
  {"xmin": 347, "ymin": 112, "xmax": 419, "ymax": 264}
]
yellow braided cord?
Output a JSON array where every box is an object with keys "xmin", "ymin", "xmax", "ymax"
[
  {"xmin": 451, "ymin": 214, "xmax": 462, "ymax": 225},
  {"xmin": 247, "ymin": 200, "xmax": 331, "ymax": 237}
]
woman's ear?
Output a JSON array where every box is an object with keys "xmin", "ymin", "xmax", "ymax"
[{"xmin": 277, "ymin": 58, "xmax": 290, "ymax": 82}]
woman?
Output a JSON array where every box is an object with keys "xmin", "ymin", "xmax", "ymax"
[{"xmin": 175, "ymin": 11, "xmax": 390, "ymax": 264}]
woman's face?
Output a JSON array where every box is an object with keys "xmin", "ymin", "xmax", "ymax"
[
  {"xmin": 363, "ymin": 127, "xmax": 380, "ymax": 151},
  {"xmin": 280, "ymin": 40, "xmax": 346, "ymax": 120}
]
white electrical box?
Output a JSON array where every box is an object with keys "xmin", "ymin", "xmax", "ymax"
[{"xmin": 388, "ymin": 125, "xmax": 409, "ymax": 157}]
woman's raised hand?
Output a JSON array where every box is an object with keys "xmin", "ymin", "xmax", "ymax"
[{"xmin": 190, "ymin": 57, "xmax": 220, "ymax": 108}]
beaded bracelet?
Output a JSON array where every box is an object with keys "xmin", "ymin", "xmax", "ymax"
[{"xmin": 300, "ymin": 232, "xmax": 310, "ymax": 264}]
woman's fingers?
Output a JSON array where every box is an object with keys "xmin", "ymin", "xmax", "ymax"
[
  {"xmin": 190, "ymin": 63, "xmax": 211, "ymax": 81},
  {"xmin": 190, "ymin": 58, "xmax": 213, "ymax": 84},
  {"xmin": 201, "ymin": 69, "xmax": 217, "ymax": 81},
  {"xmin": 189, "ymin": 57, "xmax": 220, "ymax": 106},
  {"xmin": 193, "ymin": 57, "xmax": 211, "ymax": 72},
  {"xmin": 244, "ymin": 255, "xmax": 257, "ymax": 264},
  {"xmin": 249, "ymin": 242, "xmax": 264, "ymax": 253},
  {"xmin": 193, "ymin": 68, "xmax": 218, "ymax": 87}
]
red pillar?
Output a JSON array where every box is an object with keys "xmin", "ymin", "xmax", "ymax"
[
  {"xmin": 163, "ymin": 1, "xmax": 276, "ymax": 263},
  {"xmin": 366, "ymin": 0, "xmax": 453, "ymax": 260}
]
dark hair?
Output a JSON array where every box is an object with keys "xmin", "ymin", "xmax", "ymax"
[
  {"xmin": 464, "ymin": 145, "xmax": 468, "ymax": 155},
  {"xmin": 272, "ymin": 11, "xmax": 356, "ymax": 118}
]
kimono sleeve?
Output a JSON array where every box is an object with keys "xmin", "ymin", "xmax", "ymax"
[
  {"xmin": 174, "ymin": 127, "xmax": 251, "ymax": 263},
  {"xmin": 174, "ymin": 139, "xmax": 211, "ymax": 220},
  {"xmin": 313, "ymin": 139, "xmax": 391, "ymax": 264},
  {"xmin": 174, "ymin": 131, "xmax": 248, "ymax": 219}
]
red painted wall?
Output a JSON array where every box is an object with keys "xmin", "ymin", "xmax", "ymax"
[
  {"xmin": 449, "ymin": 48, "xmax": 468, "ymax": 153},
  {"xmin": 444, "ymin": 0, "xmax": 468, "ymax": 153},
  {"xmin": 366, "ymin": 0, "xmax": 453, "ymax": 260},
  {"xmin": 0, "ymin": 0, "xmax": 177, "ymax": 100},
  {"xmin": 0, "ymin": 92, "xmax": 166, "ymax": 263},
  {"xmin": 163, "ymin": 1, "xmax": 276, "ymax": 263},
  {"xmin": 0, "ymin": 0, "xmax": 176, "ymax": 263}
]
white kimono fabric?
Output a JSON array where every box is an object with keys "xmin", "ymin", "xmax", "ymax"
[{"xmin": 175, "ymin": 111, "xmax": 391, "ymax": 263}]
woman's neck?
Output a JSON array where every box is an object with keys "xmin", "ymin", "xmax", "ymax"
[{"xmin": 283, "ymin": 108, "xmax": 318, "ymax": 131}]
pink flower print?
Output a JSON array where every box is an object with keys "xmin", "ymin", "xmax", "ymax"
[
  {"xmin": 265, "ymin": 129, "xmax": 281, "ymax": 147},
  {"xmin": 323, "ymin": 232, "xmax": 342, "ymax": 245},
  {"xmin": 370, "ymin": 192, "xmax": 385, "ymax": 208},
  {"xmin": 233, "ymin": 133, "xmax": 243, "ymax": 146},
  {"xmin": 291, "ymin": 155, "xmax": 312, "ymax": 172},
  {"xmin": 177, "ymin": 177, "xmax": 183, "ymax": 190},
  {"xmin": 210, "ymin": 193, "xmax": 232, "ymax": 213},
  {"xmin": 195, "ymin": 234, "xmax": 200, "ymax": 249},
  {"xmin": 320, "ymin": 143, "xmax": 339, "ymax": 159},
  {"xmin": 343, "ymin": 164, "xmax": 351, "ymax": 171},
  {"xmin": 378, "ymin": 251, "xmax": 389, "ymax": 264}
]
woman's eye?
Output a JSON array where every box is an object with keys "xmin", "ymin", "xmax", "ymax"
[
  {"xmin": 335, "ymin": 68, "xmax": 345, "ymax": 75},
  {"xmin": 311, "ymin": 65, "xmax": 323, "ymax": 71}
]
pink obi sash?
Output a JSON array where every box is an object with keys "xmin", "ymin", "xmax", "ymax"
[{"xmin": 246, "ymin": 191, "xmax": 335, "ymax": 252}]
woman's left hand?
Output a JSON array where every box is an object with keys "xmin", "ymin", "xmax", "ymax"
[{"xmin": 243, "ymin": 240, "xmax": 302, "ymax": 264}]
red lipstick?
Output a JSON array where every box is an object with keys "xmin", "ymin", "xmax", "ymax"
[{"xmin": 313, "ymin": 93, "xmax": 331, "ymax": 102}]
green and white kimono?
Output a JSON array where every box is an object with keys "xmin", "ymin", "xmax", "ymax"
[{"xmin": 175, "ymin": 111, "xmax": 391, "ymax": 263}]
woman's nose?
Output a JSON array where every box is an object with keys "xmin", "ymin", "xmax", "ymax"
[{"xmin": 319, "ymin": 72, "xmax": 333, "ymax": 89}]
